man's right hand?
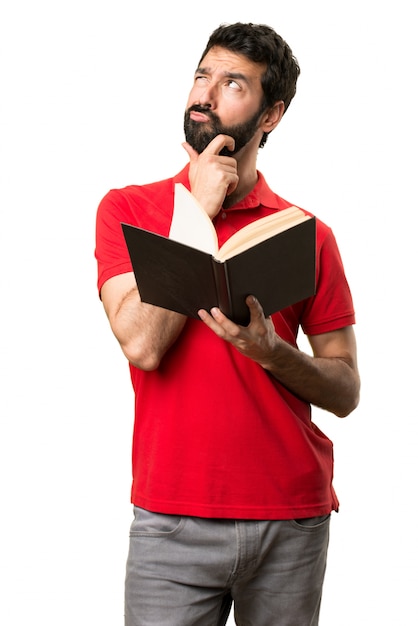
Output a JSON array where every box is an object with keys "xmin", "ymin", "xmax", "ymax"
[{"xmin": 182, "ymin": 134, "xmax": 239, "ymax": 219}]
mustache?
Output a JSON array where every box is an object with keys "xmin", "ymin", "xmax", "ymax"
[{"xmin": 187, "ymin": 104, "xmax": 219, "ymax": 123}]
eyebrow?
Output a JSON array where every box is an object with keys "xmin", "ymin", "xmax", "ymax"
[{"xmin": 195, "ymin": 66, "xmax": 250, "ymax": 84}]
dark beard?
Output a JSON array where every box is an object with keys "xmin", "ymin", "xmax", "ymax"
[{"xmin": 183, "ymin": 105, "xmax": 264, "ymax": 156}]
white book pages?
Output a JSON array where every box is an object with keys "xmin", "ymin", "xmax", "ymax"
[{"xmin": 169, "ymin": 183, "xmax": 218, "ymax": 255}]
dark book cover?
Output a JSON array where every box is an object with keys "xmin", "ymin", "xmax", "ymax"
[{"xmin": 121, "ymin": 217, "xmax": 316, "ymax": 326}]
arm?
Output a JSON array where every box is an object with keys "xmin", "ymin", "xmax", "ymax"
[
  {"xmin": 98, "ymin": 135, "xmax": 237, "ymax": 369},
  {"xmin": 198, "ymin": 296, "xmax": 360, "ymax": 417},
  {"xmin": 101, "ymin": 272, "xmax": 187, "ymax": 371}
]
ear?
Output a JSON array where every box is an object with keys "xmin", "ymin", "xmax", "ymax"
[{"xmin": 261, "ymin": 101, "xmax": 285, "ymax": 133}]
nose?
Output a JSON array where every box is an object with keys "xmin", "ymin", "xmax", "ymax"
[{"xmin": 196, "ymin": 83, "xmax": 216, "ymax": 109}]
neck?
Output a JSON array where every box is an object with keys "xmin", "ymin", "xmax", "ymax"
[
  {"xmin": 223, "ymin": 132, "xmax": 261, "ymax": 208},
  {"xmin": 223, "ymin": 169, "xmax": 258, "ymax": 208}
]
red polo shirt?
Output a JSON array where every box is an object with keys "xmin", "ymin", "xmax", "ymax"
[{"xmin": 95, "ymin": 166, "xmax": 355, "ymax": 519}]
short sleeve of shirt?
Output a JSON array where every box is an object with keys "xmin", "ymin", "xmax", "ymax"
[
  {"xmin": 95, "ymin": 178, "xmax": 175, "ymax": 295},
  {"xmin": 301, "ymin": 221, "xmax": 355, "ymax": 335},
  {"xmin": 95, "ymin": 190, "xmax": 134, "ymax": 293}
]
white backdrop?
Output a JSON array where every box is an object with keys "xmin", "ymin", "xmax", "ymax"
[{"xmin": 1, "ymin": 1, "xmax": 416, "ymax": 624}]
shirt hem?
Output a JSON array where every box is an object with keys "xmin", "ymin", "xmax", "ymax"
[{"xmin": 132, "ymin": 495, "xmax": 339, "ymax": 520}]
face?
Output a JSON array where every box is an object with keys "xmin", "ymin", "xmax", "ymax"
[
  {"xmin": 184, "ymin": 47, "xmax": 267, "ymax": 156},
  {"xmin": 184, "ymin": 105, "xmax": 265, "ymax": 156}
]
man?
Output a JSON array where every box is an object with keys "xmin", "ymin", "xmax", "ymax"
[{"xmin": 95, "ymin": 22, "xmax": 360, "ymax": 626}]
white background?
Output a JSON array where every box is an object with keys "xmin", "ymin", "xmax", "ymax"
[{"xmin": 1, "ymin": 1, "xmax": 416, "ymax": 624}]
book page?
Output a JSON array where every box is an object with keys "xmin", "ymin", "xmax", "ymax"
[
  {"xmin": 169, "ymin": 183, "xmax": 218, "ymax": 255},
  {"xmin": 216, "ymin": 207, "xmax": 310, "ymax": 261}
]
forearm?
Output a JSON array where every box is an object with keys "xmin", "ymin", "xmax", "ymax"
[
  {"xmin": 260, "ymin": 338, "xmax": 360, "ymax": 417},
  {"xmin": 108, "ymin": 285, "xmax": 187, "ymax": 371},
  {"xmin": 198, "ymin": 299, "xmax": 360, "ymax": 417}
]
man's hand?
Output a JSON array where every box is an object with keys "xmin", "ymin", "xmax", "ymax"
[
  {"xmin": 198, "ymin": 295, "xmax": 360, "ymax": 417},
  {"xmin": 198, "ymin": 295, "xmax": 278, "ymax": 363},
  {"xmin": 182, "ymin": 135, "xmax": 239, "ymax": 219}
]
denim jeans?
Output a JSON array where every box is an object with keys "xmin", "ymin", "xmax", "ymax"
[{"xmin": 125, "ymin": 507, "xmax": 330, "ymax": 625}]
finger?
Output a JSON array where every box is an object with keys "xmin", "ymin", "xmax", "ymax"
[
  {"xmin": 198, "ymin": 307, "xmax": 240, "ymax": 336},
  {"xmin": 197, "ymin": 308, "xmax": 224, "ymax": 335},
  {"xmin": 198, "ymin": 307, "xmax": 227, "ymax": 327},
  {"xmin": 182, "ymin": 141, "xmax": 199, "ymax": 162},
  {"xmin": 204, "ymin": 134, "xmax": 235, "ymax": 156},
  {"xmin": 209, "ymin": 307, "xmax": 243, "ymax": 338},
  {"xmin": 246, "ymin": 295, "xmax": 267, "ymax": 322},
  {"xmin": 246, "ymin": 295, "xmax": 259, "ymax": 309},
  {"xmin": 225, "ymin": 177, "xmax": 239, "ymax": 196}
]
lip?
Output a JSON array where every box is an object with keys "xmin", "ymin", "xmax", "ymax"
[{"xmin": 189, "ymin": 110, "xmax": 211, "ymax": 123}]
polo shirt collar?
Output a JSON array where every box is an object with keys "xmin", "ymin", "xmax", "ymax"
[{"xmin": 174, "ymin": 165, "xmax": 280, "ymax": 212}]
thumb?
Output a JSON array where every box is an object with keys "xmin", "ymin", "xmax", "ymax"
[{"xmin": 182, "ymin": 141, "xmax": 198, "ymax": 162}]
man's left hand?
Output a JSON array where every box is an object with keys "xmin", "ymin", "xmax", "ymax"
[{"xmin": 198, "ymin": 295, "xmax": 279, "ymax": 365}]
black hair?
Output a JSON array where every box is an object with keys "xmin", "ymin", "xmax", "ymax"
[{"xmin": 198, "ymin": 23, "xmax": 300, "ymax": 146}]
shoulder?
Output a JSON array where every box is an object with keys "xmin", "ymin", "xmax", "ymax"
[
  {"xmin": 100, "ymin": 176, "xmax": 175, "ymax": 209},
  {"xmin": 97, "ymin": 176, "xmax": 177, "ymax": 234}
]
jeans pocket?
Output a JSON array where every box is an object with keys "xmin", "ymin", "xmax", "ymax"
[
  {"xmin": 130, "ymin": 506, "xmax": 185, "ymax": 537},
  {"xmin": 290, "ymin": 514, "xmax": 331, "ymax": 530}
]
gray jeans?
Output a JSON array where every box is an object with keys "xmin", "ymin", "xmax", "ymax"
[{"xmin": 125, "ymin": 507, "xmax": 330, "ymax": 626}]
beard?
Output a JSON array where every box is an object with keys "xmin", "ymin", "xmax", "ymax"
[{"xmin": 184, "ymin": 105, "xmax": 264, "ymax": 156}]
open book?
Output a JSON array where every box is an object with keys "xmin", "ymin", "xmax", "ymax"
[{"xmin": 122, "ymin": 183, "xmax": 316, "ymax": 325}]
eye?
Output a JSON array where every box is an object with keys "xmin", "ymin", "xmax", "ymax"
[
  {"xmin": 225, "ymin": 79, "xmax": 240, "ymax": 90},
  {"xmin": 195, "ymin": 75, "xmax": 209, "ymax": 86}
]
